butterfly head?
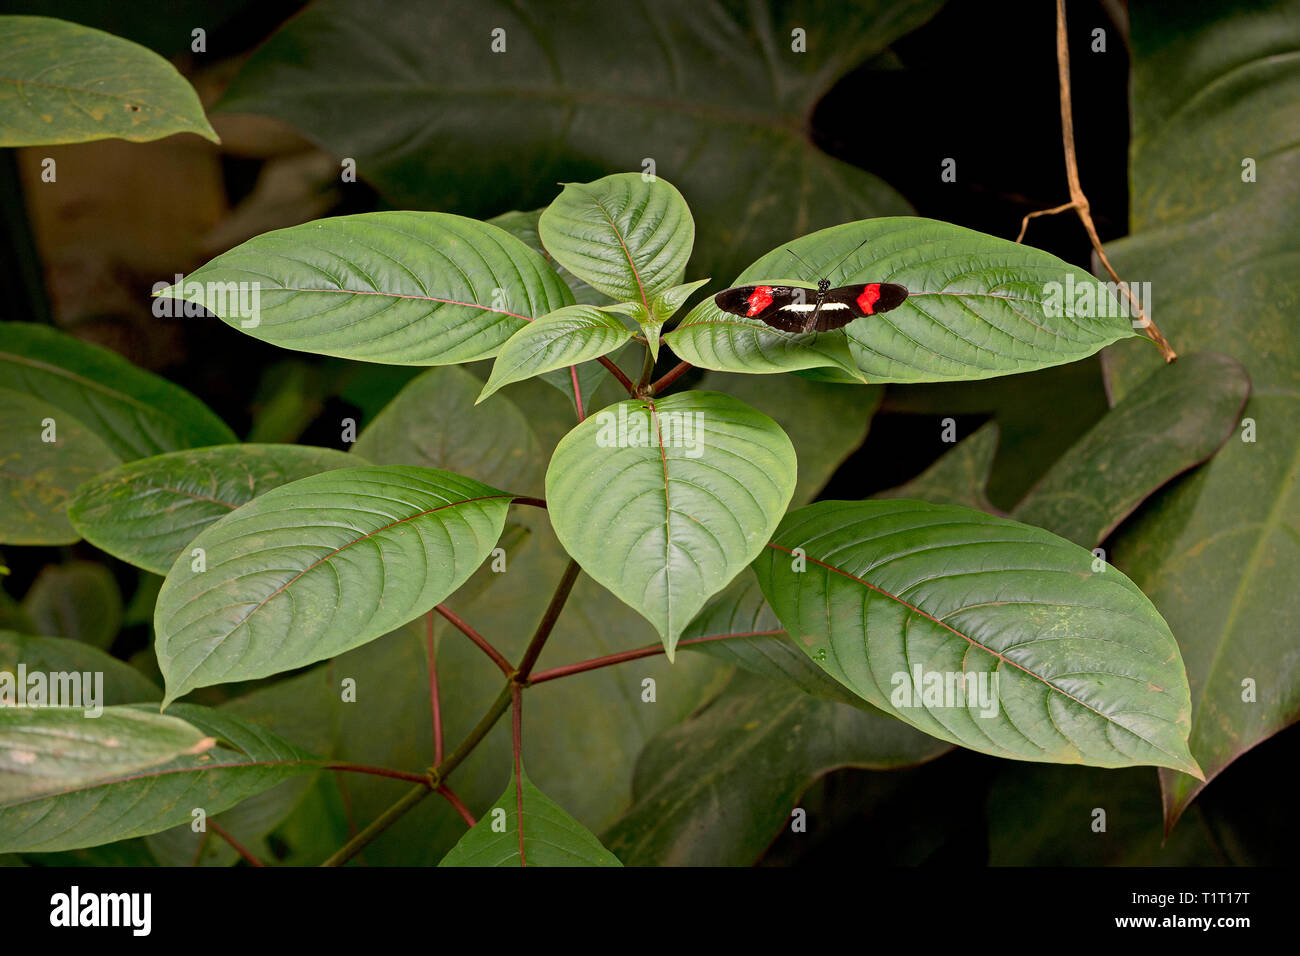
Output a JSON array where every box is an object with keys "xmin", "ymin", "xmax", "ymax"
[{"xmin": 816, "ymin": 278, "xmax": 830, "ymax": 294}]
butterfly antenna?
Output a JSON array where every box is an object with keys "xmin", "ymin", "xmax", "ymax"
[
  {"xmin": 783, "ymin": 247, "xmax": 817, "ymax": 276},
  {"xmin": 825, "ymin": 236, "xmax": 871, "ymax": 278}
]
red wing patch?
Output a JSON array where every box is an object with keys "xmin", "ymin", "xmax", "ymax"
[
  {"xmin": 745, "ymin": 286, "xmax": 774, "ymax": 316},
  {"xmin": 855, "ymin": 284, "xmax": 881, "ymax": 314}
]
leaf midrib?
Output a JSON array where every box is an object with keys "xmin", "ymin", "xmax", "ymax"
[{"xmin": 765, "ymin": 541, "xmax": 1192, "ymax": 766}]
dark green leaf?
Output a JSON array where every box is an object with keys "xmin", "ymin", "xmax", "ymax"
[
  {"xmin": 754, "ymin": 499, "xmax": 1201, "ymax": 774},
  {"xmin": 0, "ymin": 323, "xmax": 235, "ymax": 459},
  {"xmin": 20, "ymin": 561, "xmax": 121, "ymax": 650},
  {"xmin": 68, "ymin": 443, "xmax": 358, "ymax": 576},
  {"xmin": 439, "ymin": 765, "xmax": 622, "ymax": 867},
  {"xmin": 0, "ymin": 15, "xmax": 218, "ymax": 146},
  {"xmin": 154, "ymin": 466, "xmax": 513, "ymax": 704}
]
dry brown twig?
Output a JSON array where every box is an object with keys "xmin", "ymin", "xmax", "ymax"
[{"xmin": 1017, "ymin": 0, "xmax": 1176, "ymax": 363}]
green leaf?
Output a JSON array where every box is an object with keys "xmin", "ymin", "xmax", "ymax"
[
  {"xmin": 546, "ymin": 391, "xmax": 797, "ymax": 656},
  {"xmin": 1013, "ymin": 352, "xmax": 1249, "ymax": 548},
  {"xmin": 0, "ymin": 323, "xmax": 236, "ymax": 460},
  {"xmin": 679, "ymin": 573, "xmax": 875, "ymax": 711},
  {"xmin": 700, "ymin": 370, "xmax": 878, "ymax": 506},
  {"xmin": 666, "ymin": 218, "xmax": 1144, "ymax": 381},
  {"xmin": 0, "ymin": 388, "xmax": 120, "ymax": 545},
  {"xmin": 0, "ymin": 630, "xmax": 160, "ymax": 704},
  {"xmin": 352, "ymin": 365, "xmax": 543, "ymax": 495},
  {"xmin": 153, "ymin": 466, "xmax": 513, "ymax": 705},
  {"xmin": 439, "ymin": 765, "xmax": 622, "ymax": 867},
  {"xmin": 218, "ymin": 0, "xmax": 934, "ymax": 286},
  {"xmin": 753, "ymin": 499, "xmax": 1202, "ymax": 775},
  {"xmin": 1098, "ymin": 1, "xmax": 1300, "ymax": 829},
  {"xmin": 21, "ymin": 561, "xmax": 122, "ymax": 650},
  {"xmin": 478, "ymin": 306, "xmax": 634, "ymax": 404},
  {"xmin": 876, "ymin": 421, "xmax": 1001, "ymax": 512},
  {"xmin": 68, "ymin": 443, "xmax": 358, "ymax": 576},
  {"xmin": 156, "ymin": 212, "xmax": 575, "ymax": 366},
  {"xmin": 540, "ymin": 174, "xmax": 694, "ymax": 307},
  {"xmin": 488, "ymin": 208, "xmax": 618, "ymax": 412},
  {"xmin": 0, "ymin": 704, "xmax": 316, "ymax": 852},
  {"xmin": 0, "ymin": 16, "xmax": 218, "ymax": 146},
  {"xmin": 0, "ymin": 706, "xmax": 214, "ymax": 803},
  {"xmin": 602, "ymin": 670, "xmax": 949, "ymax": 866}
]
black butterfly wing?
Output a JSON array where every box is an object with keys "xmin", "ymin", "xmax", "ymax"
[
  {"xmin": 815, "ymin": 283, "xmax": 909, "ymax": 331},
  {"xmin": 714, "ymin": 285, "xmax": 817, "ymax": 333}
]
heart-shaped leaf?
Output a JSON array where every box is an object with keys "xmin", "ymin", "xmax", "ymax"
[
  {"xmin": 666, "ymin": 218, "xmax": 1144, "ymax": 381},
  {"xmin": 156, "ymin": 212, "xmax": 574, "ymax": 366},
  {"xmin": 0, "ymin": 16, "xmax": 218, "ymax": 146},
  {"xmin": 546, "ymin": 391, "xmax": 796, "ymax": 656},
  {"xmin": 0, "ymin": 388, "xmax": 120, "ymax": 545},
  {"xmin": 68, "ymin": 444, "xmax": 358, "ymax": 576},
  {"xmin": 0, "ymin": 705, "xmax": 316, "ymax": 852},
  {"xmin": 478, "ymin": 306, "xmax": 635, "ymax": 404},
  {"xmin": 154, "ymin": 465, "xmax": 514, "ymax": 705},
  {"xmin": 0, "ymin": 324, "xmax": 234, "ymax": 460},
  {"xmin": 218, "ymin": 0, "xmax": 933, "ymax": 286},
  {"xmin": 539, "ymin": 174, "xmax": 694, "ymax": 308},
  {"xmin": 753, "ymin": 499, "xmax": 1201, "ymax": 775},
  {"xmin": 438, "ymin": 765, "xmax": 622, "ymax": 867}
]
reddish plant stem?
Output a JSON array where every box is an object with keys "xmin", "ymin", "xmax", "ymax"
[
  {"xmin": 190, "ymin": 828, "xmax": 210, "ymax": 867},
  {"xmin": 568, "ymin": 365, "xmax": 586, "ymax": 422},
  {"xmin": 526, "ymin": 629, "xmax": 785, "ymax": 684},
  {"xmin": 649, "ymin": 360, "xmax": 692, "ymax": 395},
  {"xmin": 512, "ymin": 496, "xmax": 547, "ymax": 510},
  {"xmin": 319, "ymin": 762, "xmax": 433, "ymax": 785},
  {"xmin": 208, "ymin": 820, "xmax": 266, "ymax": 867},
  {"xmin": 515, "ymin": 560, "xmax": 582, "ymax": 681},
  {"xmin": 426, "ymin": 611, "xmax": 444, "ymax": 765},
  {"xmin": 435, "ymin": 604, "xmax": 513, "ymax": 675},
  {"xmin": 437, "ymin": 785, "xmax": 477, "ymax": 828},
  {"xmin": 511, "ymin": 683, "xmax": 526, "ymax": 866},
  {"xmin": 598, "ymin": 355, "xmax": 636, "ymax": 395}
]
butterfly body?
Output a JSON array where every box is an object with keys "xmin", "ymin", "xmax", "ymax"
[{"xmin": 714, "ymin": 278, "xmax": 908, "ymax": 333}]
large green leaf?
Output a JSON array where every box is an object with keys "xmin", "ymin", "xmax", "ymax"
[
  {"xmin": 156, "ymin": 212, "xmax": 575, "ymax": 366},
  {"xmin": 546, "ymin": 391, "xmax": 797, "ymax": 656},
  {"xmin": 1013, "ymin": 352, "xmax": 1249, "ymax": 548},
  {"xmin": 0, "ymin": 707, "xmax": 212, "ymax": 802},
  {"xmin": 0, "ymin": 704, "xmax": 315, "ymax": 852},
  {"xmin": 217, "ymin": 0, "xmax": 935, "ymax": 285},
  {"xmin": 1100, "ymin": 0, "xmax": 1300, "ymax": 827},
  {"xmin": 699, "ymin": 371, "xmax": 878, "ymax": 506},
  {"xmin": 0, "ymin": 387, "xmax": 120, "ymax": 545},
  {"xmin": 68, "ymin": 443, "xmax": 358, "ymax": 576},
  {"xmin": 439, "ymin": 765, "xmax": 622, "ymax": 867},
  {"xmin": 0, "ymin": 323, "xmax": 236, "ymax": 460},
  {"xmin": 603, "ymin": 670, "xmax": 949, "ymax": 866},
  {"xmin": 478, "ymin": 306, "xmax": 634, "ymax": 405},
  {"xmin": 488, "ymin": 208, "xmax": 619, "ymax": 411},
  {"xmin": 539, "ymin": 174, "xmax": 694, "ymax": 310},
  {"xmin": 0, "ymin": 15, "xmax": 218, "ymax": 146},
  {"xmin": 354, "ymin": 365, "xmax": 543, "ymax": 495},
  {"xmin": 153, "ymin": 465, "xmax": 514, "ymax": 705},
  {"xmin": 753, "ymin": 499, "xmax": 1201, "ymax": 775},
  {"xmin": 680, "ymin": 573, "xmax": 871, "ymax": 711},
  {"xmin": 666, "ymin": 218, "xmax": 1144, "ymax": 382},
  {"xmin": 21, "ymin": 561, "xmax": 121, "ymax": 650},
  {"xmin": 0, "ymin": 631, "xmax": 160, "ymax": 704}
]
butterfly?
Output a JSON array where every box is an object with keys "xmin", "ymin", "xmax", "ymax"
[{"xmin": 713, "ymin": 239, "xmax": 908, "ymax": 334}]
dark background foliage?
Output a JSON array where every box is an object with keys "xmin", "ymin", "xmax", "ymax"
[{"xmin": 1, "ymin": 0, "xmax": 1291, "ymax": 865}]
